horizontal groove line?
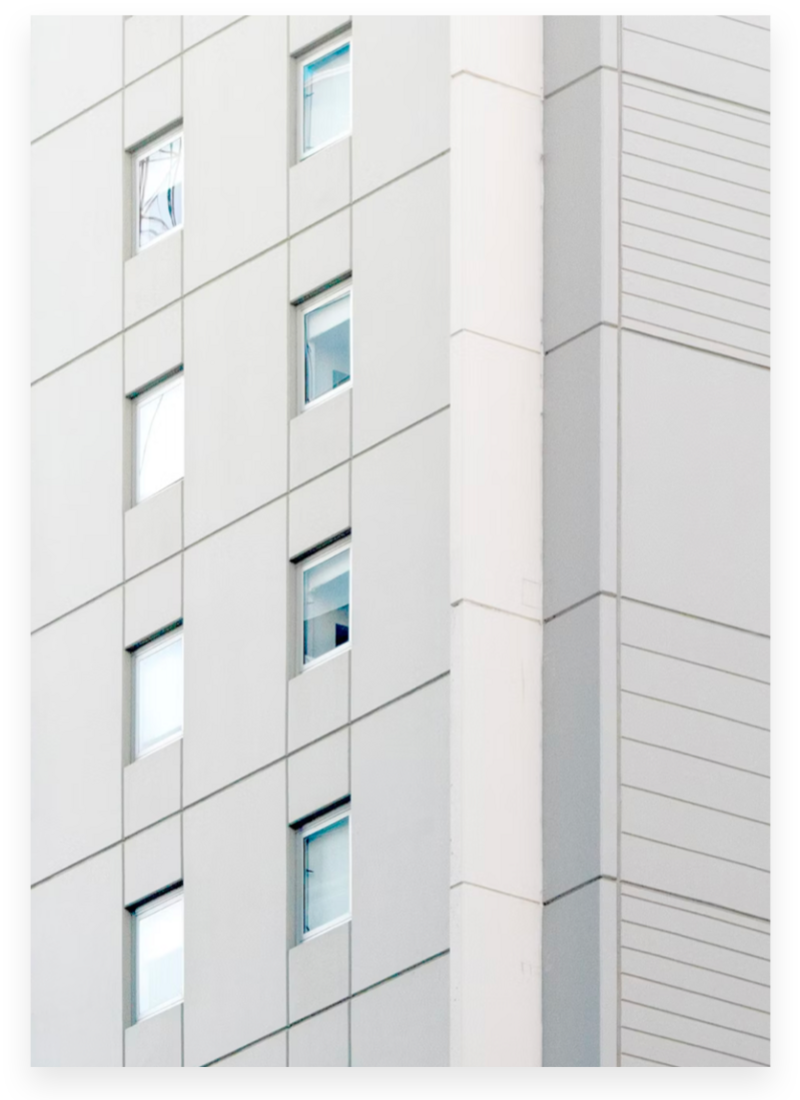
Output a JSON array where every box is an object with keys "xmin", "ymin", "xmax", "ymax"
[
  {"xmin": 621, "ymin": 243, "xmax": 769, "ymax": 286},
  {"xmin": 623, "ymin": 946, "xmax": 769, "ymax": 987},
  {"xmin": 621, "ymin": 783, "xmax": 768, "ymax": 826},
  {"xmin": 623, "ymin": 291, "xmax": 770, "ymax": 334},
  {"xmin": 31, "ymin": 405, "xmax": 451, "ymax": 635},
  {"xmin": 624, "ymin": 126, "xmax": 771, "ymax": 172},
  {"xmin": 202, "ymin": 948, "xmax": 451, "ymax": 1065},
  {"xmin": 622, "ymin": 221, "xmax": 768, "ymax": 263},
  {"xmin": 622, "ymin": 267, "xmax": 770, "ymax": 309},
  {"xmin": 620, "ymin": 1051, "xmax": 674, "ymax": 1067},
  {"xmin": 621, "ymin": 998, "xmax": 769, "ymax": 1040},
  {"xmin": 619, "ymin": 1024, "xmax": 767, "ymax": 1066},
  {"xmin": 621, "ymin": 831, "xmax": 768, "ymax": 873},
  {"xmin": 622, "ymin": 198, "xmax": 769, "ymax": 240},
  {"xmin": 620, "ymin": 880, "xmax": 769, "ymax": 924},
  {"xmin": 621, "ymin": 972, "xmax": 770, "ymax": 1013},
  {"xmin": 624, "ymin": 149, "xmax": 770, "ymax": 194},
  {"xmin": 31, "ymin": 673, "xmax": 451, "ymax": 888},
  {"xmin": 622, "ymin": 918, "xmax": 771, "ymax": 961},
  {"xmin": 720, "ymin": 17, "xmax": 770, "ymax": 31},
  {"xmin": 621, "ymin": 643, "xmax": 769, "ymax": 683},
  {"xmin": 620, "ymin": 889, "xmax": 770, "ymax": 935},
  {"xmin": 622, "ymin": 104, "xmax": 770, "ymax": 149},
  {"xmin": 621, "ymin": 317, "xmax": 770, "ymax": 364},
  {"xmin": 621, "ymin": 75, "xmax": 770, "ymax": 123},
  {"xmin": 622, "ymin": 737, "xmax": 769, "ymax": 778},
  {"xmin": 623, "ymin": 170, "xmax": 771, "ymax": 216},
  {"xmin": 620, "ymin": 888, "xmax": 770, "ymax": 932},
  {"xmin": 619, "ymin": 597, "xmax": 771, "ymax": 640},
  {"xmin": 623, "ymin": 27, "xmax": 770, "ymax": 73}
]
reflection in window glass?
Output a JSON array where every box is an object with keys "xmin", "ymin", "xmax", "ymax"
[
  {"xmin": 135, "ymin": 631, "xmax": 183, "ymax": 759},
  {"xmin": 137, "ymin": 134, "xmax": 183, "ymax": 250},
  {"xmin": 135, "ymin": 891, "xmax": 184, "ymax": 1021},
  {"xmin": 302, "ymin": 43, "xmax": 351, "ymax": 156},
  {"xmin": 304, "ymin": 291, "xmax": 351, "ymax": 405},
  {"xmin": 135, "ymin": 375, "xmax": 184, "ymax": 503},
  {"xmin": 304, "ymin": 815, "xmax": 350, "ymax": 936},
  {"xmin": 303, "ymin": 546, "xmax": 350, "ymax": 665}
]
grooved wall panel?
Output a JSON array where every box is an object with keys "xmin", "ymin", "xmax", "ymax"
[
  {"xmin": 620, "ymin": 71, "xmax": 770, "ymax": 366},
  {"xmin": 619, "ymin": 884, "xmax": 770, "ymax": 1067}
]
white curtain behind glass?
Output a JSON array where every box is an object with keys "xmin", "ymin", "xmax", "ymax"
[
  {"xmin": 304, "ymin": 818, "xmax": 350, "ymax": 933},
  {"xmin": 136, "ymin": 634, "xmax": 183, "ymax": 757}
]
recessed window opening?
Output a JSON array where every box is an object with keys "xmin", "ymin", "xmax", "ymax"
[
  {"xmin": 300, "ymin": 39, "xmax": 352, "ymax": 159},
  {"xmin": 301, "ymin": 540, "xmax": 351, "ymax": 668},
  {"xmin": 303, "ymin": 287, "xmax": 352, "ymax": 407},
  {"xmin": 134, "ymin": 129, "xmax": 184, "ymax": 252},
  {"xmin": 299, "ymin": 807, "xmax": 351, "ymax": 940},
  {"xmin": 134, "ymin": 887, "xmax": 184, "ymax": 1022},
  {"xmin": 133, "ymin": 626, "xmax": 183, "ymax": 760},
  {"xmin": 134, "ymin": 372, "xmax": 184, "ymax": 504}
]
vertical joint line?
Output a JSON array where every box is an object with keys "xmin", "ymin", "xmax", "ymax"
[{"xmin": 615, "ymin": 13, "xmax": 624, "ymax": 1071}]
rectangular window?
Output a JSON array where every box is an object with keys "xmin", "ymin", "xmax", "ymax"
[
  {"xmin": 302, "ymin": 541, "xmax": 351, "ymax": 667},
  {"xmin": 299, "ymin": 808, "xmax": 351, "ymax": 940},
  {"xmin": 134, "ymin": 373, "xmax": 184, "ymax": 504},
  {"xmin": 135, "ymin": 130, "xmax": 184, "ymax": 251},
  {"xmin": 134, "ymin": 888, "xmax": 184, "ymax": 1022},
  {"xmin": 303, "ymin": 287, "xmax": 352, "ymax": 407},
  {"xmin": 300, "ymin": 38, "xmax": 351, "ymax": 158},
  {"xmin": 133, "ymin": 628, "xmax": 183, "ymax": 759}
]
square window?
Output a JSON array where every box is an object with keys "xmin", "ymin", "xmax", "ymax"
[
  {"xmin": 299, "ymin": 809, "xmax": 351, "ymax": 940},
  {"xmin": 133, "ymin": 628, "xmax": 183, "ymax": 759},
  {"xmin": 303, "ymin": 288, "xmax": 352, "ymax": 407},
  {"xmin": 301, "ymin": 39, "xmax": 351, "ymax": 158},
  {"xmin": 135, "ymin": 130, "xmax": 184, "ymax": 251},
  {"xmin": 302, "ymin": 541, "xmax": 351, "ymax": 667},
  {"xmin": 134, "ymin": 373, "xmax": 184, "ymax": 504},
  {"xmin": 134, "ymin": 889, "xmax": 184, "ymax": 1022}
]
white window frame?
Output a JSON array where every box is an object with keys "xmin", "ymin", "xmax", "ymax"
[
  {"xmin": 133, "ymin": 126, "xmax": 184, "ymax": 255},
  {"xmin": 132, "ymin": 371, "xmax": 184, "ymax": 505},
  {"xmin": 299, "ymin": 537, "xmax": 352, "ymax": 673},
  {"xmin": 296, "ymin": 805, "xmax": 352, "ymax": 943},
  {"xmin": 133, "ymin": 886, "xmax": 184, "ymax": 1023},
  {"xmin": 298, "ymin": 35, "xmax": 352, "ymax": 161},
  {"xmin": 132, "ymin": 625, "xmax": 184, "ymax": 761},
  {"xmin": 299, "ymin": 281, "xmax": 353, "ymax": 412}
]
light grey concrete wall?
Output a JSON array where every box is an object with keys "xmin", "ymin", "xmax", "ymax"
[
  {"xmin": 543, "ymin": 14, "xmax": 770, "ymax": 1068},
  {"xmin": 449, "ymin": 15, "xmax": 544, "ymax": 1066},
  {"xmin": 31, "ymin": 15, "xmax": 455, "ymax": 1067}
]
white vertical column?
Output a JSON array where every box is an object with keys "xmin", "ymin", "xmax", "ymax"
[{"xmin": 449, "ymin": 16, "xmax": 544, "ymax": 1067}]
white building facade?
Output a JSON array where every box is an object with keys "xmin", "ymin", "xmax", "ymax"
[{"xmin": 31, "ymin": 15, "xmax": 768, "ymax": 1067}]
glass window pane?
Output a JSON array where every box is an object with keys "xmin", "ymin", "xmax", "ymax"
[
  {"xmin": 303, "ymin": 547, "xmax": 350, "ymax": 664},
  {"xmin": 304, "ymin": 817, "xmax": 349, "ymax": 934},
  {"xmin": 136, "ymin": 377, "xmax": 184, "ymax": 502},
  {"xmin": 304, "ymin": 292, "xmax": 351, "ymax": 404},
  {"xmin": 303, "ymin": 43, "xmax": 351, "ymax": 155},
  {"xmin": 136, "ymin": 893, "xmax": 183, "ymax": 1020},
  {"xmin": 137, "ymin": 135, "xmax": 183, "ymax": 249},
  {"xmin": 136, "ymin": 634, "xmax": 183, "ymax": 757}
]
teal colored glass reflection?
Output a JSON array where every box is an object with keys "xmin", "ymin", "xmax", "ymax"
[
  {"xmin": 303, "ymin": 547, "xmax": 350, "ymax": 664},
  {"xmin": 303, "ymin": 43, "xmax": 351, "ymax": 155},
  {"xmin": 304, "ymin": 816, "xmax": 350, "ymax": 935},
  {"xmin": 304, "ymin": 292, "xmax": 351, "ymax": 404}
]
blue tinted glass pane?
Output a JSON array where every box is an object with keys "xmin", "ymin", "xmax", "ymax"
[
  {"xmin": 304, "ymin": 293, "xmax": 351, "ymax": 404},
  {"xmin": 304, "ymin": 817, "xmax": 349, "ymax": 934},
  {"xmin": 136, "ymin": 635, "xmax": 183, "ymax": 757},
  {"xmin": 303, "ymin": 547, "xmax": 350, "ymax": 664},
  {"xmin": 303, "ymin": 43, "xmax": 350, "ymax": 155}
]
